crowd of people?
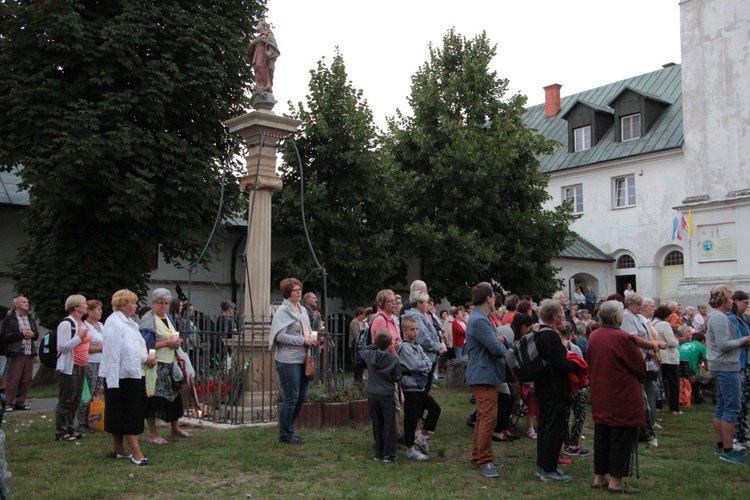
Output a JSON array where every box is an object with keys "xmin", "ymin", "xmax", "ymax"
[
  {"xmin": 2, "ymin": 277, "xmax": 750, "ymax": 483},
  {"xmin": 0, "ymin": 289, "xmax": 213, "ymax": 466},
  {"xmin": 341, "ymin": 280, "xmax": 750, "ymax": 489}
]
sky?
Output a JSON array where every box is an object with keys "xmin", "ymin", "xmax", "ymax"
[{"xmin": 264, "ymin": 0, "xmax": 682, "ymax": 129}]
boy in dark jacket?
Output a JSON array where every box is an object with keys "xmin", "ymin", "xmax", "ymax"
[{"xmin": 362, "ymin": 329, "xmax": 402, "ymax": 462}]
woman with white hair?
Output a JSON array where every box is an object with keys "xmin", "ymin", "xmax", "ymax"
[
  {"xmin": 401, "ymin": 290, "xmax": 444, "ymax": 453},
  {"xmin": 54, "ymin": 294, "xmax": 90, "ymax": 441},
  {"xmin": 139, "ymin": 288, "xmax": 191, "ymax": 444},
  {"xmin": 589, "ymin": 300, "xmax": 646, "ymax": 493}
]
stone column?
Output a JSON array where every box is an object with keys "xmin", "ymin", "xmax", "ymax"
[{"xmin": 223, "ymin": 109, "xmax": 301, "ymax": 415}]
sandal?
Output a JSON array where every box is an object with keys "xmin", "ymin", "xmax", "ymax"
[
  {"xmin": 171, "ymin": 430, "xmax": 193, "ymax": 438},
  {"xmin": 149, "ymin": 436, "xmax": 169, "ymax": 445},
  {"xmin": 55, "ymin": 433, "xmax": 76, "ymax": 442},
  {"xmin": 608, "ymin": 484, "xmax": 640, "ymax": 494}
]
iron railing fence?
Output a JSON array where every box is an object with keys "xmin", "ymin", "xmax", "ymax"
[{"xmin": 172, "ymin": 312, "xmax": 353, "ymax": 424}]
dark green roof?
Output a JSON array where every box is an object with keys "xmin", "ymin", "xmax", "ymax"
[
  {"xmin": 524, "ymin": 65, "xmax": 683, "ymax": 174},
  {"xmin": 559, "ymin": 237, "xmax": 615, "ymax": 262}
]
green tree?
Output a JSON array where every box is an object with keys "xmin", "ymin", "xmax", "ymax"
[
  {"xmin": 273, "ymin": 51, "xmax": 405, "ymax": 309},
  {"xmin": 0, "ymin": 0, "xmax": 265, "ymax": 326},
  {"xmin": 385, "ymin": 30, "xmax": 576, "ymax": 303}
]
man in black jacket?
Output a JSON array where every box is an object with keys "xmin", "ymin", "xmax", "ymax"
[
  {"xmin": 0, "ymin": 296, "xmax": 40, "ymax": 411},
  {"xmin": 533, "ymin": 299, "xmax": 576, "ymax": 482}
]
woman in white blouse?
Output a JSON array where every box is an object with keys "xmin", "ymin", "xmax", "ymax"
[{"xmin": 101, "ymin": 289, "xmax": 156, "ymax": 465}]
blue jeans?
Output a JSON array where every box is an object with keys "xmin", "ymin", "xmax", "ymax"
[
  {"xmin": 454, "ymin": 347, "xmax": 463, "ymax": 359},
  {"xmin": 276, "ymin": 361, "xmax": 309, "ymax": 440},
  {"xmin": 714, "ymin": 370, "xmax": 741, "ymax": 424}
]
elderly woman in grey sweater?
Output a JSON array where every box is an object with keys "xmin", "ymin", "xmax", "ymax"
[
  {"xmin": 402, "ymin": 290, "xmax": 445, "ymax": 393},
  {"xmin": 269, "ymin": 278, "xmax": 318, "ymax": 444}
]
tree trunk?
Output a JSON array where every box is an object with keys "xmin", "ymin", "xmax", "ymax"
[{"xmin": 32, "ymin": 365, "xmax": 58, "ymax": 387}]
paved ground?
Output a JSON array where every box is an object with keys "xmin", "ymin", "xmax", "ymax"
[{"xmin": 4, "ymin": 397, "xmax": 57, "ymax": 415}]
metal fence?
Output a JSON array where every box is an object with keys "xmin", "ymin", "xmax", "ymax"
[{"xmin": 173, "ymin": 312, "xmax": 351, "ymax": 425}]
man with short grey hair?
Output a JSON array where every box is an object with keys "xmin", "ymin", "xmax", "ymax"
[
  {"xmin": 0, "ymin": 296, "xmax": 40, "ymax": 411},
  {"xmin": 401, "ymin": 280, "xmax": 428, "ymax": 317},
  {"xmin": 621, "ymin": 294, "xmax": 665, "ymax": 447}
]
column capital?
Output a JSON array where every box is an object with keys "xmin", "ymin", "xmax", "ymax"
[{"xmin": 223, "ymin": 110, "xmax": 302, "ymax": 147}]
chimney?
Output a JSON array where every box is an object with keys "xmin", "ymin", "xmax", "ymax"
[{"xmin": 543, "ymin": 83, "xmax": 562, "ymax": 117}]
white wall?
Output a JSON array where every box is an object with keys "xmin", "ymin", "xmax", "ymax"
[
  {"xmin": 681, "ymin": 0, "xmax": 750, "ymax": 203},
  {"xmin": 677, "ymin": 0, "xmax": 750, "ymax": 297},
  {"xmin": 544, "ymin": 149, "xmax": 686, "ymax": 301}
]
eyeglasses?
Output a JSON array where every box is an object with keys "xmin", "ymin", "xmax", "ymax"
[{"xmin": 154, "ymin": 301, "xmax": 170, "ymax": 306}]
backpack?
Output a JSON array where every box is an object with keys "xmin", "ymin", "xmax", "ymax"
[
  {"xmin": 505, "ymin": 326, "xmax": 549, "ymax": 382},
  {"xmin": 39, "ymin": 318, "xmax": 75, "ymax": 369},
  {"xmin": 355, "ymin": 313, "xmax": 386, "ymax": 362}
]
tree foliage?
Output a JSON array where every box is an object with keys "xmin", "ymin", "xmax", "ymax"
[
  {"xmin": 385, "ymin": 30, "xmax": 577, "ymax": 304},
  {"xmin": 272, "ymin": 51, "xmax": 405, "ymax": 309},
  {"xmin": 0, "ymin": 0, "xmax": 265, "ymax": 326}
]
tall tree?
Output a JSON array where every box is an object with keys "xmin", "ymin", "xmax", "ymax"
[
  {"xmin": 0, "ymin": 0, "xmax": 265, "ymax": 326},
  {"xmin": 385, "ymin": 30, "xmax": 577, "ymax": 303},
  {"xmin": 273, "ymin": 51, "xmax": 405, "ymax": 309}
]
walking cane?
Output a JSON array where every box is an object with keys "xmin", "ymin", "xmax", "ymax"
[{"xmin": 630, "ymin": 429, "xmax": 640, "ymax": 478}]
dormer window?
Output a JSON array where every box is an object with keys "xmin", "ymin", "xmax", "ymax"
[
  {"xmin": 562, "ymin": 101, "xmax": 613, "ymax": 153},
  {"xmin": 574, "ymin": 126, "xmax": 591, "ymax": 151},
  {"xmin": 608, "ymin": 88, "xmax": 669, "ymax": 143},
  {"xmin": 621, "ymin": 114, "xmax": 641, "ymax": 141}
]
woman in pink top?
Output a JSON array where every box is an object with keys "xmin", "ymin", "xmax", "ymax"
[
  {"xmin": 452, "ymin": 307, "xmax": 467, "ymax": 359},
  {"xmin": 370, "ymin": 290, "xmax": 401, "ymax": 355}
]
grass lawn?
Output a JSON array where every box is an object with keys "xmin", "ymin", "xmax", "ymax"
[{"xmin": 3, "ymin": 383, "xmax": 749, "ymax": 498}]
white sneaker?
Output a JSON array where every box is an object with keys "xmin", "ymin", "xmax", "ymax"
[
  {"xmin": 739, "ymin": 440, "xmax": 750, "ymax": 449},
  {"xmin": 406, "ymin": 446, "xmax": 429, "ymax": 461},
  {"xmin": 415, "ymin": 434, "xmax": 430, "ymax": 454},
  {"xmin": 733, "ymin": 443, "xmax": 746, "ymax": 453},
  {"xmin": 648, "ymin": 437, "xmax": 658, "ymax": 448}
]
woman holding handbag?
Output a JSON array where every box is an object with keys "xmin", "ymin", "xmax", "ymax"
[
  {"xmin": 139, "ymin": 288, "xmax": 192, "ymax": 445},
  {"xmin": 76, "ymin": 299, "xmax": 106, "ymax": 431},
  {"xmin": 269, "ymin": 278, "xmax": 318, "ymax": 444}
]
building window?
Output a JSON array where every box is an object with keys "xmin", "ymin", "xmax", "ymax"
[
  {"xmin": 563, "ymin": 184, "xmax": 583, "ymax": 213},
  {"xmin": 663, "ymin": 250, "xmax": 684, "ymax": 266},
  {"xmin": 616, "ymin": 255, "xmax": 636, "ymax": 269},
  {"xmin": 614, "ymin": 175, "xmax": 636, "ymax": 208},
  {"xmin": 621, "ymin": 113, "xmax": 641, "ymax": 141},
  {"xmin": 574, "ymin": 126, "xmax": 591, "ymax": 152}
]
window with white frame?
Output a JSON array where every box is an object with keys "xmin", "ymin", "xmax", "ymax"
[
  {"xmin": 663, "ymin": 250, "xmax": 684, "ymax": 266},
  {"xmin": 621, "ymin": 113, "xmax": 641, "ymax": 141},
  {"xmin": 574, "ymin": 126, "xmax": 591, "ymax": 152},
  {"xmin": 614, "ymin": 175, "xmax": 636, "ymax": 208},
  {"xmin": 563, "ymin": 184, "xmax": 583, "ymax": 213}
]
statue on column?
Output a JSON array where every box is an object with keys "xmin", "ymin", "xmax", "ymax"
[{"xmin": 247, "ymin": 19, "xmax": 280, "ymax": 110}]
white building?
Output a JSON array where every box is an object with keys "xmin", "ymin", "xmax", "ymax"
[
  {"xmin": 525, "ymin": 64, "xmax": 688, "ymax": 304},
  {"xmin": 675, "ymin": 0, "xmax": 750, "ymax": 299}
]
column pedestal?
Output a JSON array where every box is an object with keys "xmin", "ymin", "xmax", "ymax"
[{"xmin": 223, "ymin": 110, "xmax": 301, "ymax": 413}]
